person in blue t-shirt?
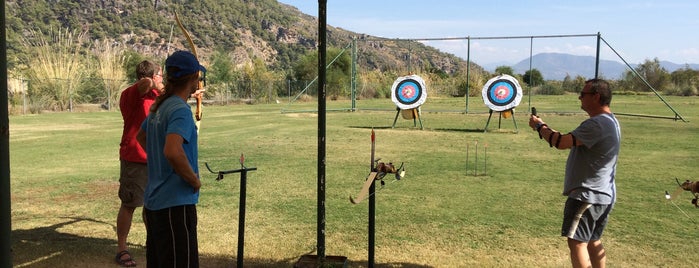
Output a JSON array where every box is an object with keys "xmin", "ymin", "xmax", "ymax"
[
  {"xmin": 529, "ymin": 79, "xmax": 621, "ymax": 268},
  {"xmin": 137, "ymin": 50, "xmax": 205, "ymax": 268}
]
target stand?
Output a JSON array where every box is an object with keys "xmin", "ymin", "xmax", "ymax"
[
  {"xmin": 392, "ymin": 107, "xmax": 423, "ymax": 129},
  {"xmin": 481, "ymin": 74, "xmax": 523, "ymax": 133},
  {"xmin": 484, "ymin": 108, "xmax": 518, "ymax": 132},
  {"xmin": 390, "ymin": 75, "xmax": 427, "ymax": 129}
]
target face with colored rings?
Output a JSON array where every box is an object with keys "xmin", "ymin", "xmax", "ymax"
[
  {"xmin": 481, "ymin": 74, "xmax": 523, "ymax": 112},
  {"xmin": 391, "ymin": 74, "xmax": 427, "ymax": 110}
]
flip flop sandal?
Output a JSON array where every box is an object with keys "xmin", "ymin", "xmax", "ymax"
[{"xmin": 115, "ymin": 250, "xmax": 137, "ymax": 267}]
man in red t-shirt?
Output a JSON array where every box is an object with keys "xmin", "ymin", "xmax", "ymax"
[{"xmin": 115, "ymin": 60, "xmax": 163, "ymax": 267}]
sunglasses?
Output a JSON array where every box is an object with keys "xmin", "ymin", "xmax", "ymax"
[{"xmin": 579, "ymin": 91, "xmax": 597, "ymax": 97}]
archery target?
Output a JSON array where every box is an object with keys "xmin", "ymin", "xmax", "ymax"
[
  {"xmin": 391, "ymin": 75, "xmax": 427, "ymax": 110},
  {"xmin": 482, "ymin": 74, "xmax": 523, "ymax": 112}
]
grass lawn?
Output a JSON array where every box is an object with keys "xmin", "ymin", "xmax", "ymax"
[{"xmin": 8, "ymin": 94, "xmax": 699, "ymax": 267}]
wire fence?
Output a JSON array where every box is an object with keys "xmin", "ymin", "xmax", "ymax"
[
  {"xmin": 6, "ymin": 77, "xmax": 324, "ymax": 115},
  {"xmin": 4, "ymin": 74, "xmax": 542, "ymax": 115}
]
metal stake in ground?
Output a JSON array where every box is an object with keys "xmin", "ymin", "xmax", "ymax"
[
  {"xmin": 204, "ymin": 153, "xmax": 257, "ymax": 268},
  {"xmin": 474, "ymin": 141, "xmax": 478, "ymax": 176},
  {"xmin": 465, "ymin": 143, "xmax": 469, "ymax": 175},
  {"xmin": 484, "ymin": 143, "xmax": 488, "ymax": 176}
]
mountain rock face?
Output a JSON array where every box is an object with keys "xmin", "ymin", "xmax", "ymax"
[{"xmin": 5, "ymin": 0, "xmax": 475, "ymax": 74}]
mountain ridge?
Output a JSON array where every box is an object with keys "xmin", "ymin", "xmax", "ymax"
[{"xmin": 486, "ymin": 53, "xmax": 699, "ymax": 80}]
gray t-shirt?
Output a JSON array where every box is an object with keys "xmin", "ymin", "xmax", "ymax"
[{"xmin": 564, "ymin": 113, "xmax": 621, "ymax": 205}]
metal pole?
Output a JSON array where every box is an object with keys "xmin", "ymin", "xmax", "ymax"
[
  {"xmin": 351, "ymin": 38, "xmax": 357, "ymax": 111},
  {"xmin": 595, "ymin": 32, "xmax": 601, "ymax": 79},
  {"xmin": 316, "ymin": 0, "xmax": 327, "ymax": 261},
  {"xmin": 0, "ymin": 0, "xmax": 12, "ymax": 265},
  {"xmin": 465, "ymin": 36, "xmax": 470, "ymax": 113},
  {"xmin": 237, "ymin": 169, "xmax": 247, "ymax": 268},
  {"xmin": 484, "ymin": 144, "xmax": 488, "ymax": 176},
  {"xmin": 474, "ymin": 141, "xmax": 478, "ymax": 176},
  {"xmin": 406, "ymin": 42, "xmax": 411, "ymax": 74},
  {"xmin": 528, "ymin": 37, "xmax": 533, "ymax": 112},
  {"xmin": 368, "ymin": 130, "xmax": 376, "ymax": 268}
]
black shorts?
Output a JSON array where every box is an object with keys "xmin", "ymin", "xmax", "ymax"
[
  {"xmin": 561, "ymin": 198, "xmax": 612, "ymax": 242},
  {"xmin": 145, "ymin": 205, "xmax": 199, "ymax": 268}
]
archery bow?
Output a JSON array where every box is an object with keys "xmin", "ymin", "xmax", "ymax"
[
  {"xmin": 349, "ymin": 129, "xmax": 406, "ymax": 204},
  {"xmin": 174, "ymin": 11, "xmax": 204, "ymax": 133}
]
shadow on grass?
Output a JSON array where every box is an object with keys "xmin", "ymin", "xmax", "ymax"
[
  {"xmin": 10, "ymin": 217, "xmax": 291, "ymax": 267},
  {"xmin": 348, "ymin": 125, "xmax": 502, "ymax": 133},
  {"xmin": 11, "ymin": 217, "xmax": 432, "ymax": 267},
  {"xmin": 347, "ymin": 126, "xmax": 398, "ymax": 130}
]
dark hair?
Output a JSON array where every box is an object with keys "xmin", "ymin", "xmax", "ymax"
[
  {"xmin": 150, "ymin": 67, "xmax": 198, "ymax": 113},
  {"xmin": 585, "ymin": 79, "xmax": 612, "ymax": 106},
  {"xmin": 136, "ymin": 60, "xmax": 160, "ymax": 79}
]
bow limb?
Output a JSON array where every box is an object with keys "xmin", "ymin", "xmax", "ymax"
[{"xmin": 174, "ymin": 11, "xmax": 204, "ymax": 131}]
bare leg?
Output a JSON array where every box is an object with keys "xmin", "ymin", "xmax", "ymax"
[
  {"xmin": 117, "ymin": 204, "xmax": 136, "ymax": 262},
  {"xmin": 588, "ymin": 239, "xmax": 606, "ymax": 268},
  {"xmin": 567, "ymin": 238, "xmax": 592, "ymax": 268}
]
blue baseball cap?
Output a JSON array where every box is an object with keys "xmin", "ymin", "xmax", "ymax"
[{"xmin": 165, "ymin": 50, "xmax": 206, "ymax": 78}]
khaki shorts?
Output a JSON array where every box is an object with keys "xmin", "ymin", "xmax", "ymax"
[{"xmin": 119, "ymin": 160, "xmax": 147, "ymax": 207}]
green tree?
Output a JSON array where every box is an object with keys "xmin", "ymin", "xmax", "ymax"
[
  {"xmin": 622, "ymin": 58, "xmax": 670, "ymax": 91},
  {"xmin": 293, "ymin": 47, "xmax": 351, "ymax": 99},
  {"xmin": 494, "ymin": 66, "xmax": 514, "ymax": 76},
  {"xmin": 668, "ymin": 66, "xmax": 699, "ymax": 96},
  {"xmin": 522, "ymin": 69, "xmax": 544, "ymax": 87},
  {"xmin": 207, "ymin": 49, "xmax": 236, "ymax": 101},
  {"xmin": 122, "ymin": 50, "xmax": 149, "ymax": 82},
  {"xmin": 239, "ymin": 58, "xmax": 280, "ymax": 102},
  {"xmin": 670, "ymin": 65, "xmax": 698, "ymax": 88},
  {"xmin": 562, "ymin": 74, "xmax": 586, "ymax": 93}
]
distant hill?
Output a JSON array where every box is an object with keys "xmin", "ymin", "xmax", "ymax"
[{"xmin": 495, "ymin": 53, "xmax": 699, "ymax": 81}]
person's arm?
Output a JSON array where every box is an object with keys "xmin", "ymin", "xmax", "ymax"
[
  {"xmin": 529, "ymin": 115, "xmax": 581, "ymax": 150},
  {"xmin": 163, "ymin": 133, "xmax": 201, "ymax": 192},
  {"xmin": 136, "ymin": 78, "xmax": 156, "ymax": 95}
]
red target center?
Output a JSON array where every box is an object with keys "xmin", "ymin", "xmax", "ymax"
[
  {"xmin": 494, "ymin": 85, "xmax": 510, "ymax": 100},
  {"xmin": 401, "ymin": 85, "xmax": 416, "ymax": 99}
]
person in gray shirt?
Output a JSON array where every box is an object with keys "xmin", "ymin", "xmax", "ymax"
[{"xmin": 529, "ymin": 79, "xmax": 621, "ymax": 268}]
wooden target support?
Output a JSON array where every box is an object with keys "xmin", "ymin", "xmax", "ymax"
[
  {"xmin": 483, "ymin": 109, "xmax": 518, "ymax": 132},
  {"xmin": 392, "ymin": 107, "xmax": 423, "ymax": 129}
]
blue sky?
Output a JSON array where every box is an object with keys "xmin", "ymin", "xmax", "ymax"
[{"xmin": 277, "ymin": 0, "xmax": 699, "ymax": 66}]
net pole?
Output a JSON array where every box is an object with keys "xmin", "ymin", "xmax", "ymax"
[
  {"xmin": 316, "ymin": 0, "xmax": 327, "ymax": 261},
  {"xmin": 595, "ymin": 32, "xmax": 601, "ymax": 79},
  {"xmin": 465, "ymin": 36, "xmax": 471, "ymax": 113}
]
